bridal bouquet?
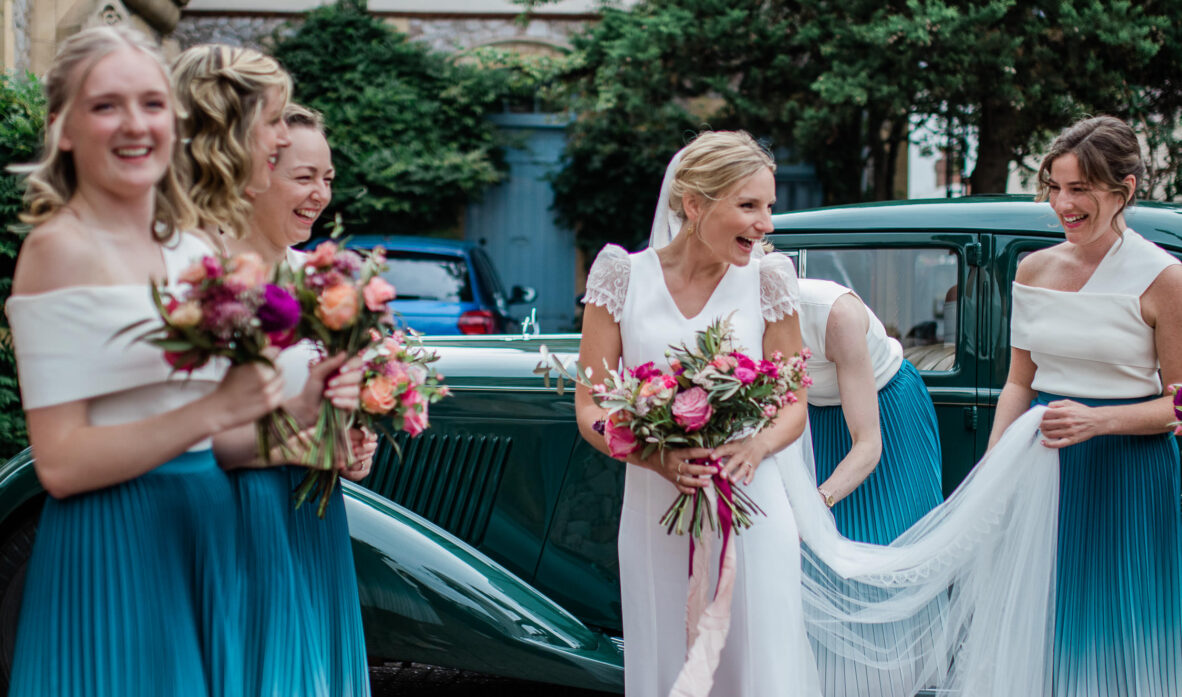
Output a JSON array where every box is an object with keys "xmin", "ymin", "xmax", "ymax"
[
  {"xmin": 293, "ymin": 328, "xmax": 450, "ymax": 516},
  {"xmin": 1169, "ymin": 384, "xmax": 1182, "ymax": 435},
  {"xmin": 277, "ymin": 240, "xmax": 397, "ymax": 514},
  {"xmin": 118, "ymin": 252, "xmax": 304, "ymax": 463},
  {"xmin": 561, "ymin": 315, "xmax": 810, "ymax": 540}
]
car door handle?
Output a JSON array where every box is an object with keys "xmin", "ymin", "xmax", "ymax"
[{"xmin": 963, "ymin": 406, "xmax": 979, "ymax": 431}]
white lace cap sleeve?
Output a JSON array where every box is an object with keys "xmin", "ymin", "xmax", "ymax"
[
  {"xmin": 583, "ymin": 244, "xmax": 631, "ymax": 321},
  {"xmin": 759, "ymin": 252, "xmax": 801, "ymax": 321}
]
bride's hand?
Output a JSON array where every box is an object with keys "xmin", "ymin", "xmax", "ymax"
[
  {"xmin": 710, "ymin": 435, "xmax": 772, "ymax": 485},
  {"xmin": 636, "ymin": 447, "xmax": 715, "ymax": 495}
]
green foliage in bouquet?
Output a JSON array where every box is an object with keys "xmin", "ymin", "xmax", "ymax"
[
  {"xmin": 271, "ymin": 0, "xmax": 517, "ymax": 236},
  {"xmin": 0, "ymin": 72, "xmax": 46, "ymax": 458}
]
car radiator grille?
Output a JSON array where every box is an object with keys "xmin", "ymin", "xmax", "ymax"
[{"xmin": 367, "ymin": 432, "xmax": 511, "ymax": 545}]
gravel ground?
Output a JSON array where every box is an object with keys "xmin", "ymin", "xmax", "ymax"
[{"xmin": 369, "ymin": 663, "xmax": 619, "ymax": 697}]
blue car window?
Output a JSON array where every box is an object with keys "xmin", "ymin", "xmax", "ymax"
[{"xmin": 380, "ymin": 252, "xmax": 473, "ymax": 303}]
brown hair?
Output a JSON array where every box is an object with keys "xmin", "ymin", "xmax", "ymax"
[
  {"xmin": 1037, "ymin": 116, "xmax": 1144, "ymax": 233},
  {"xmin": 283, "ymin": 103, "xmax": 325, "ymax": 134},
  {"xmin": 14, "ymin": 25, "xmax": 196, "ymax": 239},
  {"xmin": 669, "ymin": 131, "xmax": 775, "ymax": 224},
  {"xmin": 172, "ymin": 44, "xmax": 292, "ymax": 238}
]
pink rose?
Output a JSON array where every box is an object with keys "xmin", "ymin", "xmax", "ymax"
[
  {"xmin": 316, "ymin": 284, "xmax": 359, "ymax": 330},
  {"xmin": 734, "ymin": 367, "xmax": 757, "ymax": 385},
  {"xmin": 306, "ymin": 241, "xmax": 338, "ymax": 269},
  {"xmin": 710, "ymin": 355, "xmax": 737, "ymax": 372},
  {"xmin": 672, "ymin": 387, "xmax": 713, "ymax": 432},
  {"xmin": 267, "ymin": 327, "xmax": 299, "ymax": 350},
  {"xmin": 603, "ymin": 418, "xmax": 639, "ymax": 458},
  {"xmin": 362, "ymin": 277, "xmax": 396, "ymax": 312},
  {"xmin": 639, "ymin": 375, "xmax": 676, "ymax": 401},
  {"xmin": 225, "ymin": 252, "xmax": 268, "ymax": 289},
  {"xmin": 734, "ymin": 353, "xmax": 756, "ymax": 371},
  {"xmin": 757, "ymin": 360, "xmax": 779, "ymax": 379},
  {"xmin": 360, "ymin": 375, "xmax": 397, "ymax": 414},
  {"xmin": 762, "ymin": 404, "xmax": 778, "ymax": 418},
  {"xmin": 401, "ymin": 389, "xmax": 429, "ymax": 436}
]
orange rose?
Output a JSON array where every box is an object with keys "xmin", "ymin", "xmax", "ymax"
[
  {"xmin": 316, "ymin": 284, "xmax": 359, "ymax": 331},
  {"xmin": 225, "ymin": 252, "xmax": 268, "ymax": 289},
  {"xmin": 169, "ymin": 301, "xmax": 202, "ymax": 328},
  {"xmin": 359, "ymin": 375, "xmax": 397, "ymax": 414}
]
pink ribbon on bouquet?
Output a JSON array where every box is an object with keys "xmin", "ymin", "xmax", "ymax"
[{"xmin": 669, "ymin": 471, "xmax": 739, "ymax": 697}]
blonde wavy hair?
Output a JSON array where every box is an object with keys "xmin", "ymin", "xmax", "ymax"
[
  {"xmin": 13, "ymin": 25, "xmax": 196, "ymax": 239},
  {"xmin": 172, "ymin": 44, "xmax": 291, "ymax": 239},
  {"xmin": 669, "ymin": 131, "xmax": 776, "ymax": 221}
]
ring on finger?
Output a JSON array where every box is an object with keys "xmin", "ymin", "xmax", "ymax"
[
  {"xmin": 676, "ymin": 474, "xmax": 682, "ymax": 485},
  {"xmin": 678, "ymin": 462, "xmax": 684, "ymax": 475}
]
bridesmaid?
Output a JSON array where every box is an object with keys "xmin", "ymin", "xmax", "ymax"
[
  {"xmin": 5, "ymin": 26, "xmax": 283, "ymax": 696},
  {"xmin": 227, "ymin": 103, "xmax": 374, "ymax": 696},
  {"xmin": 988, "ymin": 115, "xmax": 1182, "ymax": 696},
  {"xmin": 799, "ymin": 278, "xmax": 942, "ymax": 543},
  {"xmin": 172, "ymin": 47, "xmax": 369, "ymax": 695}
]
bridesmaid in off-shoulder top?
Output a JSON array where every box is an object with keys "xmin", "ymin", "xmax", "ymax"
[
  {"xmin": 5, "ymin": 27, "xmax": 284, "ymax": 697},
  {"xmin": 988, "ymin": 116, "xmax": 1182, "ymax": 697}
]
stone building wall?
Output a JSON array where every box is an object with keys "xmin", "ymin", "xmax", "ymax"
[{"xmin": 11, "ymin": 0, "xmax": 32, "ymax": 74}]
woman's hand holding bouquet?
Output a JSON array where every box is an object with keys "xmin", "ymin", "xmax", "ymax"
[{"xmin": 118, "ymin": 251, "xmax": 303, "ymax": 464}]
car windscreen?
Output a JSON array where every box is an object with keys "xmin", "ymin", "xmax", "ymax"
[{"xmin": 379, "ymin": 251, "xmax": 473, "ymax": 302}]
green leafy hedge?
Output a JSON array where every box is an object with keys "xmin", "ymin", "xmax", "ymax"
[
  {"xmin": 271, "ymin": 0, "xmax": 518, "ymax": 236},
  {"xmin": 0, "ymin": 72, "xmax": 45, "ymax": 459}
]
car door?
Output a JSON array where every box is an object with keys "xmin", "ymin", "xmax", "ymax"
[{"xmin": 769, "ymin": 232, "xmax": 983, "ymax": 495}]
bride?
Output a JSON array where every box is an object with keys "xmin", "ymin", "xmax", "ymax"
[{"xmin": 575, "ymin": 130, "xmax": 1065, "ymax": 696}]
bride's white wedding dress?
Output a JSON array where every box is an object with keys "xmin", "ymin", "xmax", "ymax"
[{"xmin": 585, "ymin": 244, "xmax": 823, "ymax": 697}]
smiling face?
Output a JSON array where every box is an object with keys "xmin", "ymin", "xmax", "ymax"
[
  {"xmin": 58, "ymin": 46, "xmax": 174, "ymax": 199},
  {"xmin": 245, "ymin": 86, "xmax": 291, "ymax": 195},
  {"xmin": 251, "ymin": 125, "xmax": 334, "ymax": 248},
  {"xmin": 1047, "ymin": 152, "xmax": 1133, "ymax": 248},
  {"xmin": 685, "ymin": 167, "xmax": 776, "ymax": 266}
]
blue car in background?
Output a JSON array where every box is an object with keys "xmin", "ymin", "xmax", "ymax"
[{"xmin": 326, "ymin": 235, "xmax": 536, "ymax": 335}]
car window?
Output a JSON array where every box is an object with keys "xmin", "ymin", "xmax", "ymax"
[
  {"xmin": 380, "ymin": 251, "xmax": 473, "ymax": 302},
  {"xmin": 799, "ymin": 247, "xmax": 960, "ymax": 372},
  {"xmin": 470, "ymin": 248, "xmax": 508, "ymax": 306}
]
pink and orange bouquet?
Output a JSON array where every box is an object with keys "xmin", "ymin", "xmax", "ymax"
[
  {"xmin": 293, "ymin": 328, "xmax": 449, "ymax": 515},
  {"xmin": 119, "ymin": 252, "xmax": 304, "ymax": 463},
  {"xmin": 583, "ymin": 315, "xmax": 809, "ymax": 539},
  {"xmin": 278, "ymin": 240, "xmax": 397, "ymax": 515}
]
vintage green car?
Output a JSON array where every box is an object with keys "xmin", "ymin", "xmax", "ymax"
[{"xmin": 0, "ymin": 196, "xmax": 1179, "ymax": 692}]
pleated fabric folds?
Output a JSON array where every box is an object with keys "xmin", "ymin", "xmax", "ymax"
[
  {"xmin": 808, "ymin": 359, "xmax": 943, "ymax": 544},
  {"xmin": 9, "ymin": 450, "xmax": 243, "ymax": 697},
  {"xmin": 1038, "ymin": 393, "xmax": 1182, "ymax": 697},
  {"xmin": 286, "ymin": 466, "xmax": 370, "ymax": 697},
  {"xmin": 232, "ymin": 465, "xmax": 370, "ymax": 697}
]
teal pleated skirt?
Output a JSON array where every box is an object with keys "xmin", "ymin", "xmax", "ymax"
[
  {"xmin": 232, "ymin": 465, "xmax": 369, "ymax": 697},
  {"xmin": 809, "ymin": 359, "xmax": 943, "ymax": 544},
  {"xmin": 1036, "ymin": 393, "xmax": 1182, "ymax": 697},
  {"xmin": 9, "ymin": 450, "xmax": 242, "ymax": 697}
]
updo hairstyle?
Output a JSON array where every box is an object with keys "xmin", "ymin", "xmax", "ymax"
[
  {"xmin": 172, "ymin": 44, "xmax": 291, "ymax": 238},
  {"xmin": 669, "ymin": 131, "xmax": 775, "ymax": 224},
  {"xmin": 16, "ymin": 25, "xmax": 196, "ymax": 239},
  {"xmin": 1037, "ymin": 116, "xmax": 1144, "ymax": 232},
  {"xmin": 283, "ymin": 103, "xmax": 325, "ymax": 134}
]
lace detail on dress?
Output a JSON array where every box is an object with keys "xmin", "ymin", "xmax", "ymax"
[
  {"xmin": 583, "ymin": 244, "xmax": 631, "ymax": 321},
  {"xmin": 759, "ymin": 252, "xmax": 800, "ymax": 321}
]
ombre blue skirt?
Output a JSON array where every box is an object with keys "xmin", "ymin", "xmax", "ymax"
[
  {"xmin": 9, "ymin": 450, "xmax": 242, "ymax": 697},
  {"xmin": 1036, "ymin": 393, "xmax": 1182, "ymax": 697},
  {"xmin": 232, "ymin": 465, "xmax": 369, "ymax": 697},
  {"xmin": 809, "ymin": 359, "xmax": 943, "ymax": 544}
]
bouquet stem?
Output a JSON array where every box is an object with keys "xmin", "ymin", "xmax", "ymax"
[
  {"xmin": 292, "ymin": 401, "xmax": 356, "ymax": 518},
  {"xmin": 658, "ymin": 458, "xmax": 765, "ymax": 539},
  {"xmin": 256, "ymin": 407, "xmax": 304, "ymax": 465}
]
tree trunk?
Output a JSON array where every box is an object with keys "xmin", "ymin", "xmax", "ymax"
[{"xmin": 971, "ymin": 102, "xmax": 1018, "ymax": 193}]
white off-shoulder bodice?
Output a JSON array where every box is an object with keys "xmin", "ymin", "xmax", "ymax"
[
  {"xmin": 1011, "ymin": 229, "xmax": 1178, "ymax": 399},
  {"xmin": 585, "ymin": 245, "xmax": 800, "ymax": 369},
  {"xmin": 6, "ymin": 233, "xmax": 226, "ymax": 449},
  {"xmin": 798, "ymin": 278, "xmax": 903, "ymax": 406},
  {"xmin": 276, "ymin": 248, "xmax": 318, "ymax": 401}
]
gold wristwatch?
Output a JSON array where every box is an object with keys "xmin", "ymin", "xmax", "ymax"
[{"xmin": 818, "ymin": 487, "xmax": 836, "ymax": 509}]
